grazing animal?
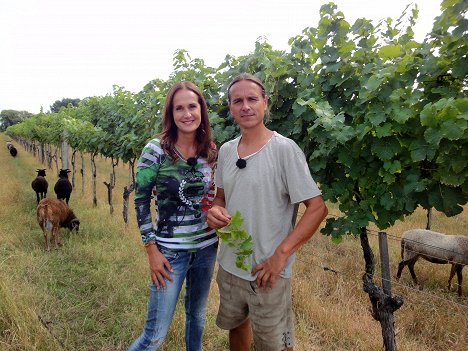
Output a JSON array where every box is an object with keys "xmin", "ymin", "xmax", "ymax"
[
  {"xmin": 6, "ymin": 141, "xmax": 17, "ymax": 157},
  {"xmin": 36, "ymin": 198, "xmax": 80, "ymax": 251},
  {"xmin": 396, "ymin": 229, "xmax": 468, "ymax": 296},
  {"xmin": 31, "ymin": 169, "xmax": 48, "ymax": 204},
  {"xmin": 54, "ymin": 169, "xmax": 72, "ymax": 204}
]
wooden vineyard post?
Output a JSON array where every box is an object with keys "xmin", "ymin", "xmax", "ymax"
[
  {"xmin": 378, "ymin": 231, "xmax": 400, "ymax": 351},
  {"xmin": 362, "ymin": 228, "xmax": 404, "ymax": 351}
]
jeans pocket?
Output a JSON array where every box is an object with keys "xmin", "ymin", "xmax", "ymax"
[{"xmin": 158, "ymin": 246, "xmax": 179, "ymax": 262}]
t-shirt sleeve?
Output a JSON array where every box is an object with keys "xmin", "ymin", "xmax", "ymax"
[
  {"xmin": 134, "ymin": 139, "xmax": 163, "ymax": 244},
  {"xmin": 214, "ymin": 144, "xmax": 225, "ymax": 189},
  {"xmin": 282, "ymin": 140, "xmax": 322, "ymax": 204}
]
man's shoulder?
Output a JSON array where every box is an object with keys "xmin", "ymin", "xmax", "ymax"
[
  {"xmin": 271, "ymin": 132, "xmax": 302, "ymax": 152},
  {"xmin": 219, "ymin": 136, "xmax": 241, "ymax": 151}
]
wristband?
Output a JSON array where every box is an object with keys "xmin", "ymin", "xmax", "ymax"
[{"xmin": 144, "ymin": 241, "xmax": 156, "ymax": 247}]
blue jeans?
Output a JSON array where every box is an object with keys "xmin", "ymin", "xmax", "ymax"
[{"xmin": 128, "ymin": 243, "xmax": 217, "ymax": 351}]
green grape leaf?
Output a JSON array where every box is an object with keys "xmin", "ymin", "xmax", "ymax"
[{"xmin": 216, "ymin": 211, "xmax": 254, "ymax": 271}]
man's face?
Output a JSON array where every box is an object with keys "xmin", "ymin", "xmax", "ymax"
[{"xmin": 229, "ymin": 80, "xmax": 268, "ymax": 130}]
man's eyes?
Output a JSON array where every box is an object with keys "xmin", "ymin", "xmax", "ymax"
[{"xmin": 232, "ymin": 97, "xmax": 258, "ymax": 104}]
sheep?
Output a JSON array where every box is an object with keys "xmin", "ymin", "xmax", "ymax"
[
  {"xmin": 6, "ymin": 141, "xmax": 17, "ymax": 157},
  {"xmin": 36, "ymin": 198, "xmax": 80, "ymax": 251},
  {"xmin": 54, "ymin": 169, "xmax": 72, "ymax": 204},
  {"xmin": 31, "ymin": 169, "xmax": 48, "ymax": 204},
  {"xmin": 396, "ymin": 229, "xmax": 468, "ymax": 296}
]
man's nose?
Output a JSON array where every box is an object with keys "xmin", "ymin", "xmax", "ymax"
[{"xmin": 241, "ymin": 100, "xmax": 251, "ymax": 110}]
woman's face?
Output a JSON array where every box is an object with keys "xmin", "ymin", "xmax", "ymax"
[
  {"xmin": 172, "ymin": 89, "xmax": 202, "ymax": 136},
  {"xmin": 229, "ymin": 80, "xmax": 267, "ymax": 131}
]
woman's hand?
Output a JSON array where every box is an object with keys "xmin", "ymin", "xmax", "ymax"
[
  {"xmin": 146, "ymin": 245, "xmax": 174, "ymax": 289},
  {"xmin": 207, "ymin": 205, "xmax": 231, "ymax": 229}
]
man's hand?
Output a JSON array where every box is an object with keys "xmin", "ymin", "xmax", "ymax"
[
  {"xmin": 251, "ymin": 250, "xmax": 289, "ymax": 289},
  {"xmin": 207, "ymin": 205, "xmax": 231, "ymax": 229}
]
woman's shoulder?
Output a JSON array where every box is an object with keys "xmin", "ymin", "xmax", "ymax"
[{"xmin": 144, "ymin": 138, "xmax": 165, "ymax": 154}]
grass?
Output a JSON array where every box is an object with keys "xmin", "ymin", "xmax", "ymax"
[{"xmin": 0, "ymin": 135, "xmax": 466, "ymax": 351}]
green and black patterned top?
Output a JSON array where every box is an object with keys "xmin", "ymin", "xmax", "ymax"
[{"xmin": 134, "ymin": 138, "xmax": 217, "ymax": 251}]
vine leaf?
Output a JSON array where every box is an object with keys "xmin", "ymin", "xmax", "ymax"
[{"xmin": 216, "ymin": 211, "xmax": 253, "ymax": 271}]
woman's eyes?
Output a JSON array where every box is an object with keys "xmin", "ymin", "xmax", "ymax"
[{"xmin": 175, "ymin": 104, "xmax": 198, "ymax": 111}]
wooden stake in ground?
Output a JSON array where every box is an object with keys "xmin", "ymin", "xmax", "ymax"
[{"xmin": 361, "ymin": 228, "xmax": 404, "ymax": 351}]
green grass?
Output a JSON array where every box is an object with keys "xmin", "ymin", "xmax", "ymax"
[{"xmin": 1, "ymin": 135, "xmax": 467, "ymax": 351}]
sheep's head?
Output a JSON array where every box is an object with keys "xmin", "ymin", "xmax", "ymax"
[
  {"xmin": 58, "ymin": 169, "xmax": 71, "ymax": 178},
  {"xmin": 36, "ymin": 169, "xmax": 46, "ymax": 177},
  {"xmin": 70, "ymin": 218, "xmax": 80, "ymax": 233}
]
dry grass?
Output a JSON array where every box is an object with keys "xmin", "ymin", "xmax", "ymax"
[{"xmin": 0, "ymin": 135, "xmax": 466, "ymax": 351}]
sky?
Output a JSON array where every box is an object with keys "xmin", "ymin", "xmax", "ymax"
[{"xmin": 0, "ymin": 0, "xmax": 442, "ymax": 114}]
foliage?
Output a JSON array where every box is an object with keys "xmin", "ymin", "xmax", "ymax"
[
  {"xmin": 216, "ymin": 211, "xmax": 254, "ymax": 271},
  {"xmin": 49, "ymin": 98, "xmax": 81, "ymax": 113},
  {"xmin": 0, "ymin": 109, "xmax": 32, "ymax": 132},
  {"xmin": 5, "ymin": 0, "xmax": 467, "ymax": 240},
  {"xmin": 287, "ymin": 1, "xmax": 467, "ymax": 238}
]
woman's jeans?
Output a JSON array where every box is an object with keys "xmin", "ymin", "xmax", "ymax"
[{"xmin": 128, "ymin": 243, "xmax": 217, "ymax": 351}]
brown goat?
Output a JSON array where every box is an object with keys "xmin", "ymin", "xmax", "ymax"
[{"xmin": 36, "ymin": 198, "xmax": 80, "ymax": 251}]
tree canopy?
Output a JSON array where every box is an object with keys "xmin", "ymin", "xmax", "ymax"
[
  {"xmin": 0, "ymin": 109, "xmax": 32, "ymax": 132},
  {"xmin": 49, "ymin": 98, "xmax": 81, "ymax": 113}
]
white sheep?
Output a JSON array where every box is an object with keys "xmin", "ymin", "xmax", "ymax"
[{"xmin": 396, "ymin": 229, "xmax": 468, "ymax": 296}]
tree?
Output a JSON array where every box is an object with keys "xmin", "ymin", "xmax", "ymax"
[
  {"xmin": 49, "ymin": 98, "xmax": 81, "ymax": 113},
  {"xmin": 0, "ymin": 109, "xmax": 31, "ymax": 132}
]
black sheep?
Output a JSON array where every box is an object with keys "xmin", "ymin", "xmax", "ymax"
[
  {"xmin": 6, "ymin": 142, "xmax": 17, "ymax": 157},
  {"xmin": 54, "ymin": 169, "xmax": 72, "ymax": 204},
  {"xmin": 31, "ymin": 169, "xmax": 48, "ymax": 204}
]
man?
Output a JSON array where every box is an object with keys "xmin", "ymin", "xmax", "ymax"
[{"xmin": 207, "ymin": 73, "xmax": 328, "ymax": 351}]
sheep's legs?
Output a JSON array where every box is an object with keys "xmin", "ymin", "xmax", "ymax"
[
  {"xmin": 448, "ymin": 264, "xmax": 464, "ymax": 296},
  {"xmin": 396, "ymin": 257, "xmax": 419, "ymax": 283},
  {"xmin": 52, "ymin": 227, "xmax": 60, "ymax": 250},
  {"xmin": 396, "ymin": 262, "xmax": 405, "ymax": 280},
  {"xmin": 43, "ymin": 230, "xmax": 50, "ymax": 251},
  {"xmin": 456, "ymin": 265, "xmax": 463, "ymax": 296},
  {"xmin": 407, "ymin": 260, "xmax": 419, "ymax": 285}
]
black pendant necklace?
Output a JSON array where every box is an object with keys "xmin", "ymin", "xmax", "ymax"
[
  {"xmin": 236, "ymin": 158, "xmax": 247, "ymax": 169},
  {"xmin": 187, "ymin": 157, "xmax": 198, "ymax": 167}
]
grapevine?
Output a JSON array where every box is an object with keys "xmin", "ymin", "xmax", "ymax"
[{"xmin": 216, "ymin": 211, "xmax": 253, "ymax": 271}]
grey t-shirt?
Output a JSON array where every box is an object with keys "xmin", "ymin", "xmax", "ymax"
[{"xmin": 215, "ymin": 131, "xmax": 322, "ymax": 280}]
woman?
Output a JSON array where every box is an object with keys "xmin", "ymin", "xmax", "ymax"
[{"xmin": 129, "ymin": 81, "xmax": 218, "ymax": 351}]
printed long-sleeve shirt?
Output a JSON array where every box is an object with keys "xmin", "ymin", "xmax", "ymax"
[{"xmin": 134, "ymin": 138, "xmax": 217, "ymax": 251}]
